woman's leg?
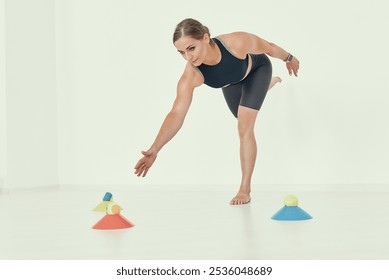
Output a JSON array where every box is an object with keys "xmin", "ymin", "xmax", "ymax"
[
  {"xmin": 222, "ymin": 76, "xmax": 280, "ymax": 119},
  {"xmin": 230, "ymin": 105, "xmax": 258, "ymax": 205},
  {"xmin": 230, "ymin": 61, "xmax": 273, "ymax": 205},
  {"xmin": 269, "ymin": 77, "xmax": 282, "ymax": 90},
  {"xmin": 222, "ymin": 83, "xmax": 243, "ymax": 118}
]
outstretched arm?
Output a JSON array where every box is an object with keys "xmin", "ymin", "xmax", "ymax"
[
  {"xmin": 134, "ymin": 65, "xmax": 200, "ymax": 177},
  {"xmin": 150, "ymin": 79, "xmax": 194, "ymax": 153}
]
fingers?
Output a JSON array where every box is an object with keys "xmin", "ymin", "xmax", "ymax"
[
  {"xmin": 134, "ymin": 164, "xmax": 148, "ymax": 177},
  {"xmin": 134, "ymin": 150, "xmax": 156, "ymax": 177},
  {"xmin": 134, "ymin": 151, "xmax": 148, "ymax": 174},
  {"xmin": 294, "ymin": 62, "xmax": 299, "ymax": 76},
  {"xmin": 134, "ymin": 156, "xmax": 144, "ymax": 175},
  {"xmin": 286, "ymin": 58, "xmax": 299, "ymax": 77},
  {"xmin": 134, "ymin": 165, "xmax": 141, "ymax": 176},
  {"xmin": 294, "ymin": 60, "xmax": 300, "ymax": 76},
  {"xmin": 134, "ymin": 159, "xmax": 144, "ymax": 170},
  {"xmin": 134, "ymin": 158, "xmax": 151, "ymax": 177},
  {"xmin": 143, "ymin": 167, "xmax": 150, "ymax": 177},
  {"xmin": 288, "ymin": 64, "xmax": 299, "ymax": 77}
]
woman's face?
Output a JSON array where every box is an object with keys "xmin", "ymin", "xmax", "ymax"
[{"xmin": 174, "ymin": 34, "xmax": 210, "ymax": 66}]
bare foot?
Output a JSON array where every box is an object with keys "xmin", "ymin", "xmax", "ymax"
[
  {"xmin": 268, "ymin": 76, "xmax": 282, "ymax": 90},
  {"xmin": 230, "ymin": 191, "xmax": 251, "ymax": 205}
]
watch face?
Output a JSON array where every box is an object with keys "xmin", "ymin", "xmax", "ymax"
[{"xmin": 288, "ymin": 54, "xmax": 293, "ymax": 62}]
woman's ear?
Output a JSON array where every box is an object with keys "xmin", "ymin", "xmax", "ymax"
[{"xmin": 203, "ymin": 33, "xmax": 210, "ymax": 44}]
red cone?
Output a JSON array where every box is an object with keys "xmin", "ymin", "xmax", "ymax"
[{"xmin": 92, "ymin": 214, "xmax": 135, "ymax": 230}]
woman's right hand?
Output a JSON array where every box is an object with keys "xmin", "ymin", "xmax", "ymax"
[{"xmin": 134, "ymin": 149, "xmax": 157, "ymax": 177}]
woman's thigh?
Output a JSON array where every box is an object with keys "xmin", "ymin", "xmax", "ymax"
[{"xmin": 240, "ymin": 62, "xmax": 272, "ymax": 111}]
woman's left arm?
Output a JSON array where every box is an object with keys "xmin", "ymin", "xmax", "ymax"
[
  {"xmin": 266, "ymin": 40, "xmax": 300, "ymax": 77},
  {"xmin": 226, "ymin": 32, "xmax": 300, "ymax": 77}
]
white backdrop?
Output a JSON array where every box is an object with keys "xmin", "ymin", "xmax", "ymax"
[
  {"xmin": 2, "ymin": 0, "xmax": 58, "ymax": 191},
  {"xmin": 0, "ymin": 0, "xmax": 5, "ymax": 189},
  {"xmin": 2, "ymin": 0, "xmax": 389, "ymax": 190}
]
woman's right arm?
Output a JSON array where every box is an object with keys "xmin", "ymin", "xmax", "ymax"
[
  {"xmin": 149, "ymin": 75, "xmax": 194, "ymax": 153},
  {"xmin": 134, "ymin": 63, "xmax": 202, "ymax": 177}
]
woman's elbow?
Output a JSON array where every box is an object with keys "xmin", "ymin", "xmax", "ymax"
[{"xmin": 265, "ymin": 42, "xmax": 276, "ymax": 56}]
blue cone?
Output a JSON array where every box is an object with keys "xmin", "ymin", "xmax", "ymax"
[
  {"xmin": 102, "ymin": 192, "xmax": 113, "ymax": 201},
  {"xmin": 271, "ymin": 206, "xmax": 313, "ymax": 221}
]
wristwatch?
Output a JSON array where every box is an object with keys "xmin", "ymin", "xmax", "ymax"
[{"xmin": 285, "ymin": 53, "xmax": 293, "ymax": 63}]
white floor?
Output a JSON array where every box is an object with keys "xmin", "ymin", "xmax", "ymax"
[{"xmin": 0, "ymin": 185, "xmax": 388, "ymax": 260}]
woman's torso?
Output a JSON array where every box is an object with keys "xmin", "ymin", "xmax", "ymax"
[
  {"xmin": 195, "ymin": 36, "xmax": 269, "ymax": 88},
  {"xmin": 197, "ymin": 37, "xmax": 248, "ymax": 88}
]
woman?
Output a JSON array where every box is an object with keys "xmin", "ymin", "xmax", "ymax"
[{"xmin": 134, "ymin": 18, "xmax": 299, "ymax": 205}]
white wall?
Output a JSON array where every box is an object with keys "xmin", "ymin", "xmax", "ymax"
[
  {"xmin": 0, "ymin": 0, "xmax": 5, "ymax": 191},
  {"xmin": 3, "ymin": 0, "xmax": 57, "ymax": 189},
  {"xmin": 2, "ymin": 0, "xmax": 388, "ymax": 190},
  {"xmin": 55, "ymin": 0, "xmax": 389, "ymax": 188}
]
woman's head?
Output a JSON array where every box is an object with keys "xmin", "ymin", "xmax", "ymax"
[
  {"xmin": 173, "ymin": 18, "xmax": 211, "ymax": 44},
  {"xmin": 173, "ymin": 18, "xmax": 214, "ymax": 65}
]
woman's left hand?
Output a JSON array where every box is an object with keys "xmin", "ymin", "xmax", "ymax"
[{"xmin": 286, "ymin": 56, "xmax": 300, "ymax": 77}]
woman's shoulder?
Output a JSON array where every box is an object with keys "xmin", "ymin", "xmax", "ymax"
[
  {"xmin": 216, "ymin": 32, "xmax": 255, "ymax": 57},
  {"xmin": 179, "ymin": 62, "xmax": 204, "ymax": 88},
  {"xmin": 216, "ymin": 31, "xmax": 254, "ymax": 42}
]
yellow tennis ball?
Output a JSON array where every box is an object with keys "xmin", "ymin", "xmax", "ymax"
[
  {"xmin": 284, "ymin": 194, "xmax": 298, "ymax": 206},
  {"xmin": 111, "ymin": 204, "xmax": 121, "ymax": 214},
  {"xmin": 106, "ymin": 202, "xmax": 121, "ymax": 215}
]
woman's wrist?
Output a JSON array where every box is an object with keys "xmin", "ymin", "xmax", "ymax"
[
  {"xmin": 149, "ymin": 145, "xmax": 159, "ymax": 154},
  {"xmin": 283, "ymin": 53, "xmax": 293, "ymax": 63}
]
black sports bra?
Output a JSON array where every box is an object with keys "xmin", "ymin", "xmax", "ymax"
[{"xmin": 197, "ymin": 38, "xmax": 249, "ymax": 88}]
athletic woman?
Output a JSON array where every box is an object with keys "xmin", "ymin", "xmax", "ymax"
[{"xmin": 134, "ymin": 18, "xmax": 299, "ymax": 205}]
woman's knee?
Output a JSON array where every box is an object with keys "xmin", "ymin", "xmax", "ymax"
[
  {"xmin": 237, "ymin": 107, "xmax": 257, "ymax": 140},
  {"xmin": 238, "ymin": 122, "xmax": 255, "ymax": 140}
]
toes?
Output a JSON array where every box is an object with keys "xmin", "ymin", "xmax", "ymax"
[
  {"xmin": 230, "ymin": 195, "xmax": 251, "ymax": 205},
  {"xmin": 231, "ymin": 198, "xmax": 240, "ymax": 205}
]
